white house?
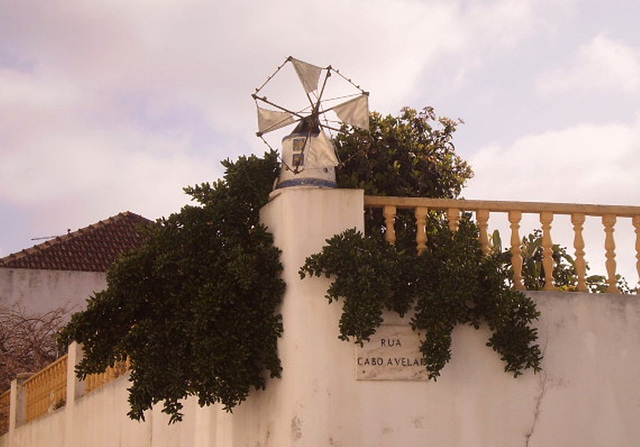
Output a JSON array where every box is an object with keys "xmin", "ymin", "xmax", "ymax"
[{"xmin": 0, "ymin": 212, "xmax": 151, "ymax": 316}]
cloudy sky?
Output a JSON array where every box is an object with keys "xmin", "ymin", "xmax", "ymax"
[{"xmin": 1, "ymin": 0, "xmax": 638, "ymax": 279}]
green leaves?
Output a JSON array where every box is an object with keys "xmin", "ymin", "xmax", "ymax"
[
  {"xmin": 301, "ymin": 229, "xmax": 413, "ymax": 345},
  {"xmin": 309, "ymin": 107, "xmax": 541, "ymax": 379},
  {"xmin": 334, "ymin": 107, "xmax": 473, "ymax": 199},
  {"xmin": 300, "ymin": 215, "xmax": 543, "ymax": 380},
  {"xmin": 60, "ymin": 151, "xmax": 285, "ymax": 423},
  {"xmin": 491, "ymin": 229, "xmax": 638, "ymax": 293}
]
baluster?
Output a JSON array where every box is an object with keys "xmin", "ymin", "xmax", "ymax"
[
  {"xmin": 43, "ymin": 372, "xmax": 50, "ymax": 411},
  {"xmin": 509, "ymin": 211, "xmax": 525, "ymax": 290},
  {"xmin": 92, "ymin": 374, "xmax": 100, "ymax": 391},
  {"xmin": 415, "ymin": 206, "xmax": 428, "ymax": 254},
  {"xmin": 447, "ymin": 208, "xmax": 461, "ymax": 232},
  {"xmin": 633, "ymin": 216, "xmax": 640, "ymax": 292},
  {"xmin": 540, "ymin": 211, "xmax": 555, "ymax": 291},
  {"xmin": 50, "ymin": 366, "xmax": 55, "ymax": 406},
  {"xmin": 602, "ymin": 214, "xmax": 619, "ymax": 293},
  {"xmin": 29, "ymin": 379, "xmax": 35, "ymax": 420},
  {"xmin": 29, "ymin": 379, "xmax": 37, "ymax": 420},
  {"xmin": 476, "ymin": 209, "xmax": 490, "ymax": 256},
  {"xmin": 571, "ymin": 213, "xmax": 588, "ymax": 292},
  {"xmin": 383, "ymin": 205, "xmax": 396, "ymax": 245}
]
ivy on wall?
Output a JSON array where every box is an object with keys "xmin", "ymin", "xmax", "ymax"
[{"xmin": 300, "ymin": 215, "xmax": 542, "ymax": 379}]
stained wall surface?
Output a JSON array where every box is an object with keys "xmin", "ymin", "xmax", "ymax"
[{"xmin": 0, "ymin": 269, "xmax": 105, "ymax": 315}]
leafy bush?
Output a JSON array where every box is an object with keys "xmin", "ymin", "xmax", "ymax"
[
  {"xmin": 334, "ymin": 106, "xmax": 473, "ymax": 198},
  {"xmin": 60, "ymin": 152, "xmax": 285, "ymax": 423}
]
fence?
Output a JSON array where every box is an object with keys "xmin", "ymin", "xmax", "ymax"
[
  {"xmin": 85, "ymin": 359, "xmax": 130, "ymax": 395},
  {"xmin": 2, "ymin": 190, "xmax": 640, "ymax": 446},
  {"xmin": 22, "ymin": 356, "xmax": 68, "ymax": 423},
  {"xmin": 0, "ymin": 345, "xmax": 129, "ymax": 435},
  {"xmin": 0, "ymin": 390, "xmax": 9, "ymax": 436},
  {"xmin": 364, "ymin": 196, "xmax": 640, "ymax": 293}
]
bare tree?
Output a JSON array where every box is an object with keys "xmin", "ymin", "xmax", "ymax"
[{"xmin": 0, "ymin": 305, "xmax": 69, "ymax": 391}]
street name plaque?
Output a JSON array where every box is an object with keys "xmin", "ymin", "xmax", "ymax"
[{"xmin": 355, "ymin": 324, "xmax": 428, "ymax": 381}]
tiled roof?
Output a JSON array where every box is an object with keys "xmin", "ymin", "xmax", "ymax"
[{"xmin": 0, "ymin": 212, "xmax": 152, "ymax": 272}]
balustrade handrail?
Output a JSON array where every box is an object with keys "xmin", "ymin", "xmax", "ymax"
[
  {"xmin": 20, "ymin": 354, "xmax": 68, "ymax": 389},
  {"xmin": 364, "ymin": 196, "xmax": 640, "ymax": 217},
  {"xmin": 364, "ymin": 195, "xmax": 640, "ymax": 294}
]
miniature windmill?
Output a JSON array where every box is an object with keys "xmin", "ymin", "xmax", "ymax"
[{"xmin": 253, "ymin": 56, "xmax": 369, "ymax": 189}]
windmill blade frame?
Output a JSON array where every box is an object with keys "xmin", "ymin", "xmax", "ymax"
[{"xmin": 252, "ymin": 56, "xmax": 370, "ymax": 190}]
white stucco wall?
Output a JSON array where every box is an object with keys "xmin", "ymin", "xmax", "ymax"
[
  {"xmin": 234, "ymin": 187, "xmax": 640, "ymax": 446},
  {"xmin": 6, "ymin": 292, "xmax": 639, "ymax": 447},
  {"xmin": 0, "ymin": 269, "xmax": 106, "ymax": 315},
  {"xmin": 3, "ymin": 188, "xmax": 640, "ymax": 446}
]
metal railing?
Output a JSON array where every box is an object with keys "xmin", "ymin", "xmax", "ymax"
[{"xmin": 364, "ymin": 196, "xmax": 640, "ymax": 293}]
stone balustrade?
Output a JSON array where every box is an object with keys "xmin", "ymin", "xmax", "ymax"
[
  {"xmin": 0, "ymin": 390, "xmax": 9, "ymax": 436},
  {"xmin": 22, "ymin": 356, "xmax": 68, "ymax": 423},
  {"xmin": 85, "ymin": 359, "xmax": 130, "ymax": 395},
  {"xmin": 0, "ymin": 344, "xmax": 129, "ymax": 435},
  {"xmin": 364, "ymin": 196, "xmax": 640, "ymax": 293}
]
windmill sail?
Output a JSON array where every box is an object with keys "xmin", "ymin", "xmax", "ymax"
[
  {"xmin": 305, "ymin": 130, "xmax": 339, "ymax": 167},
  {"xmin": 257, "ymin": 107, "xmax": 295, "ymax": 135},
  {"xmin": 332, "ymin": 94, "xmax": 370, "ymax": 130},
  {"xmin": 290, "ymin": 57, "xmax": 322, "ymax": 94}
]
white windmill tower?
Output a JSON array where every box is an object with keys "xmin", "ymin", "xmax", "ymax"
[{"xmin": 253, "ymin": 57, "xmax": 370, "ymax": 189}]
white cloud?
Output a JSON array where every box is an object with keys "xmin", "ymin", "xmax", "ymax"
[
  {"xmin": 0, "ymin": 0, "xmax": 475, "ymax": 227},
  {"xmin": 0, "ymin": 69, "xmax": 80, "ymax": 109},
  {"xmin": 0, "ymin": 117, "xmax": 217, "ymax": 212},
  {"xmin": 464, "ymin": 118, "xmax": 640, "ymax": 205},
  {"xmin": 0, "ymin": 111, "xmax": 219, "ymax": 255},
  {"xmin": 463, "ymin": 0, "xmax": 536, "ymax": 48},
  {"xmin": 537, "ymin": 34, "xmax": 640, "ymax": 96},
  {"xmin": 0, "ymin": 0, "xmax": 550, "ymax": 123},
  {"xmin": 402, "ymin": 0, "xmax": 579, "ymax": 98},
  {"xmin": 0, "ymin": 0, "xmax": 637, "ymax": 263},
  {"xmin": 463, "ymin": 118, "xmax": 640, "ymax": 282},
  {"xmin": 0, "ymin": 68, "xmax": 219, "ymax": 225}
]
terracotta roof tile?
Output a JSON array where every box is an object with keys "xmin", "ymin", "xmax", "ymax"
[{"xmin": 0, "ymin": 212, "xmax": 152, "ymax": 272}]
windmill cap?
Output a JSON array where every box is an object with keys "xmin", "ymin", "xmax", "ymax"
[{"xmin": 291, "ymin": 116, "xmax": 320, "ymax": 135}]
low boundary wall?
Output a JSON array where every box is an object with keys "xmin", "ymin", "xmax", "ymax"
[
  {"xmin": 2, "ymin": 189, "xmax": 639, "ymax": 446},
  {"xmin": 1, "ymin": 292, "xmax": 639, "ymax": 447}
]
